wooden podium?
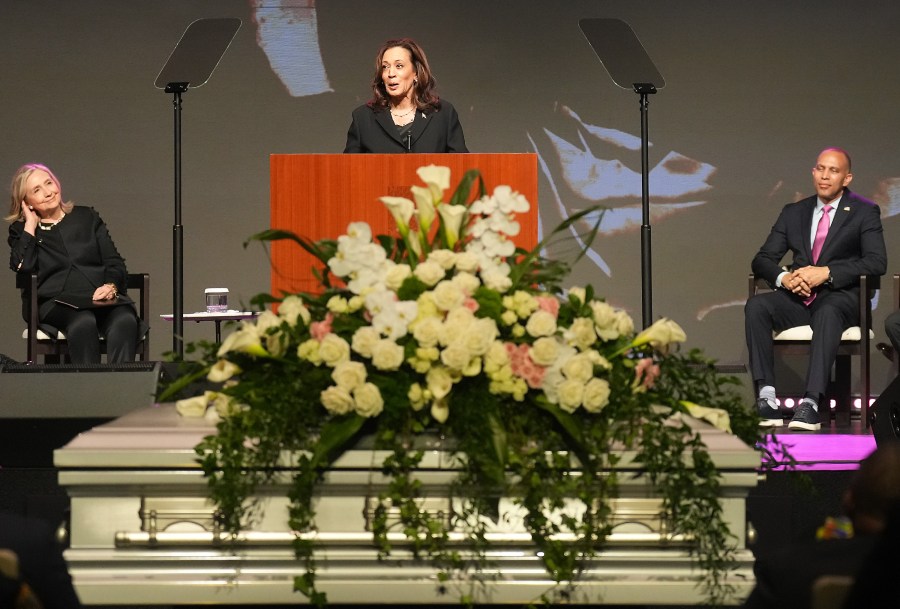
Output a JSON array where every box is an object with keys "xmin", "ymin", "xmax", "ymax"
[{"xmin": 269, "ymin": 153, "xmax": 538, "ymax": 297}]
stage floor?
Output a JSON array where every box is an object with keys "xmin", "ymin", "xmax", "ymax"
[{"xmin": 766, "ymin": 417, "xmax": 877, "ymax": 471}]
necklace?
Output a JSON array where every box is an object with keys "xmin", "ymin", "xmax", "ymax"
[
  {"xmin": 390, "ymin": 106, "xmax": 415, "ymax": 118},
  {"xmin": 38, "ymin": 212, "xmax": 65, "ymax": 231}
]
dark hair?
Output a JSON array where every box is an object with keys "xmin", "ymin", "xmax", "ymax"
[
  {"xmin": 843, "ymin": 444, "xmax": 900, "ymax": 535},
  {"xmin": 368, "ymin": 38, "xmax": 440, "ymax": 113}
]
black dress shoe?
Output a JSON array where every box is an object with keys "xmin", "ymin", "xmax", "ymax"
[{"xmin": 876, "ymin": 343, "xmax": 896, "ymax": 363}]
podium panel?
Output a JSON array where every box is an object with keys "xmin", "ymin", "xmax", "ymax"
[{"xmin": 269, "ymin": 153, "xmax": 538, "ymax": 296}]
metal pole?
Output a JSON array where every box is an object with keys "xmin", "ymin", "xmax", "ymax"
[{"xmin": 167, "ymin": 84, "xmax": 188, "ymax": 358}]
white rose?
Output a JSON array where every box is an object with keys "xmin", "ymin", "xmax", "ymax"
[
  {"xmin": 567, "ymin": 287, "xmax": 587, "ymax": 305},
  {"xmin": 370, "ymin": 339, "xmax": 405, "ymax": 371},
  {"xmin": 525, "ymin": 310, "xmax": 557, "ymax": 337},
  {"xmin": 591, "ymin": 301, "xmax": 620, "ymax": 341},
  {"xmin": 279, "ymin": 295, "xmax": 311, "ymax": 326},
  {"xmin": 321, "ymin": 385, "xmax": 355, "ymax": 415},
  {"xmin": 462, "ymin": 318, "xmax": 498, "ymax": 356},
  {"xmin": 207, "ymin": 359, "xmax": 241, "ymax": 383},
  {"xmin": 353, "ymin": 382, "xmax": 384, "ymax": 417},
  {"xmin": 562, "ymin": 352, "xmax": 595, "ymax": 383},
  {"xmin": 614, "ymin": 310, "xmax": 635, "ymax": 338},
  {"xmin": 347, "ymin": 295, "xmax": 365, "ymax": 312},
  {"xmin": 440, "ymin": 341, "xmax": 472, "ymax": 371},
  {"xmin": 431, "ymin": 280, "xmax": 466, "ymax": 312},
  {"xmin": 319, "ymin": 334, "xmax": 351, "ymax": 367},
  {"xmin": 331, "ymin": 360, "xmax": 367, "ymax": 391},
  {"xmin": 297, "ymin": 338, "xmax": 322, "ymax": 364},
  {"xmin": 582, "ymin": 378, "xmax": 611, "ymax": 413},
  {"xmin": 530, "ymin": 336, "xmax": 560, "ymax": 367},
  {"xmin": 411, "ymin": 316, "xmax": 443, "ymax": 347},
  {"xmin": 564, "ymin": 317, "xmax": 597, "ymax": 351},
  {"xmin": 351, "ymin": 326, "xmax": 380, "ymax": 358},
  {"xmin": 451, "ymin": 271, "xmax": 480, "ymax": 295},
  {"xmin": 427, "ymin": 249, "xmax": 457, "ymax": 270},
  {"xmin": 384, "ymin": 263, "xmax": 412, "ymax": 291},
  {"xmin": 454, "ymin": 251, "xmax": 480, "ymax": 273},
  {"xmin": 413, "ymin": 260, "xmax": 445, "ymax": 286},
  {"xmin": 445, "ymin": 305, "xmax": 475, "ymax": 327},
  {"xmin": 556, "ymin": 379, "xmax": 584, "ymax": 413},
  {"xmin": 483, "ymin": 341, "xmax": 510, "ymax": 373},
  {"xmin": 326, "ymin": 295, "xmax": 349, "ymax": 314},
  {"xmin": 480, "ymin": 267, "xmax": 512, "ymax": 293}
]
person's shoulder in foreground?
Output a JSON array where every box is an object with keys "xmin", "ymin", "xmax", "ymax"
[{"xmin": 0, "ymin": 511, "xmax": 82, "ymax": 609}]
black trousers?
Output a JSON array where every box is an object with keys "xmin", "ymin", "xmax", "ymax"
[
  {"xmin": 42, "ymin": 304, "xmax": 139, "ymax": 365},
  {"xmin": 744, "ymin": 288, "xmax": 856, "ymax": 399}
]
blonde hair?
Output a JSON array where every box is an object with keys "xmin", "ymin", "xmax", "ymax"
[{"xmin": 5, "ymin": 163, "xmax": 74, "ymax": 223}]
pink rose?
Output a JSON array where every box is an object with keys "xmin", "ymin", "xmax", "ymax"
[
  {"xmin": 635, "ymin": 357, "xmax": 661, "ymax": 390},
  {"xmin": 310, "ymin": 313, "xmax": 334, "ymax": 341},
  {"xmin": 535, "ymin": 296, "xmax": 560, "ymax": 317}
]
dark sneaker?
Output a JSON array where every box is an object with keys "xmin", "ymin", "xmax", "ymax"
[
  {"xmin": 757, "ymin": 398, "xmax": 783, "ymax": 427},
  {"xmin": 788, "ymin": 401, "xmax": 821, "ymax": 431}
]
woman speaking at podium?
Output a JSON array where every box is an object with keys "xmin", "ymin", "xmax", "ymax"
[
  {"xmin": 6, "ymin": 163, "xmax": 141, "ymax": 365},
  {"xmin": 344, "ymin": 38, "xmax": 468, "ymax": 154}
]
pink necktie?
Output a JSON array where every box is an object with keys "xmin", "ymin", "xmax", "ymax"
[{"xmin": 804, "ymin": 204, "xmax": 832, "ymax": 306}]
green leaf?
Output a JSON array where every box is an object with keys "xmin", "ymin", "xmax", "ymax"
[
  {"xmin": 448, "ymin": 168, "xmax": 485, "ymax": 207},
  {"xmin": 311, "ymin": 415, "xmax": 366, "ymax": 469}
]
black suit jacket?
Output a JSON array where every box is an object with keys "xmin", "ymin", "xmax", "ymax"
[
  {"xmin": 751, "ymin": 189, "xmax": 886, "ymax": 308},
  {"xmin": 343, "ymin": 100, "xmax": 468, "ymax": 153},
  {"xmin": 0, "ymin": 512, "xmax": 82, "ymax": 609},
  {"xmin": 8, "ymin": 206, "xmax": 129, "ymax": 322}
]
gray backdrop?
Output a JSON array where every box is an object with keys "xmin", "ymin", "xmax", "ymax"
[{"xmin": 2, "ymin": 0, "xmax": 899, "ymax": 399}]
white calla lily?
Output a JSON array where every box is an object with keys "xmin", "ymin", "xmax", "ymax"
[
  {"xmin": 416, "ymin": 164, "xmax": 451, "ymax": 192},
  {"xmin": 380, "ymin": 196, "xmax": 415, "ymax": 236}
]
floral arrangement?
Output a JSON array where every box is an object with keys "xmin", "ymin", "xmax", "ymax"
[{"xmin": 166, "ymin": 165, "xmax": 762, "ymax": 606}]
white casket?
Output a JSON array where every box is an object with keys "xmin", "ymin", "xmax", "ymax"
[{"xmin": 55, "ymin": 404, "xmax": 759, "ymax": 605}]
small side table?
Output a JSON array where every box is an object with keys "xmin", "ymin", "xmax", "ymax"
[{"xmin": 160, "ymin": 311, "xmax": 258, "ymax": 343}]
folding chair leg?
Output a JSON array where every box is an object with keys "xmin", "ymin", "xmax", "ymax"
[{"xmin": 832, "ymin": 355, "xmax": 852, "ymax": 428}]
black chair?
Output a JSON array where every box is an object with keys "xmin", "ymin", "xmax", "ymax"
[
  {"xmin": 748, "ymin": 274, "xmax": 878, "ymax": 427},
  {"xmin": 17, "ymin": 273, "xmax": 150, "ymax": 364}
]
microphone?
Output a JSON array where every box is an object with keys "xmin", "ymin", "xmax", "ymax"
[{"xmin": 406, "ymin": 132, "xmax": 412, "ymax": 152}]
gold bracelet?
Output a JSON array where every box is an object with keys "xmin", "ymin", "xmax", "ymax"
[{"xmin": 106, "ymin": 283, "xmax": 118, "ymax": 298}]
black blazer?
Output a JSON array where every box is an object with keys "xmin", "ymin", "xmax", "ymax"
[
  {"xmin": 343, "ymin": 100, "xmax": 468, "ymax": 153},
  {"xmin": 8, "ymin": 206, "xmax": 129, "ymax": 322},
  {"xmin": 751, "ymin": 189, "xmax": 886, "ymax": 307}
]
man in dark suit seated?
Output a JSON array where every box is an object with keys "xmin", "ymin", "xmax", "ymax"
[
  {"xmin": 745, "ymin": 147, "xmax": 886, "ymax": 430},
  {"xmin": 743, "ymin": 444, "xmax": 900, "ymax": 609}
]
